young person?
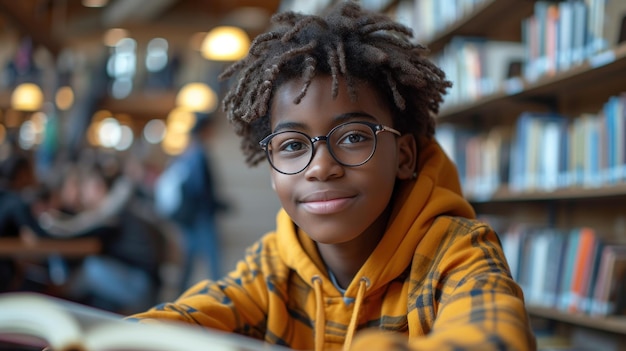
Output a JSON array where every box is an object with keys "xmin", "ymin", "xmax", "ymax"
[{"xmin": 129, "ymin": 2, "xmax": 536, "ymax": 350}]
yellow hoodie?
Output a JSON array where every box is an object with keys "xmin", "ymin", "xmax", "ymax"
[{"xmin": 129, "ymin": 139, "xmax": 536, "ymax": 351}]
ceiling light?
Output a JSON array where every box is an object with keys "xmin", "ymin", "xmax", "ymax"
[
  {"xmin": 201, "ymin": 26, "xmax": 250, "ymax": 61},
  {"xmin": 175, "ymin": 83, "xmax": 217, "ymax": 112},
  {"xmin": 11, "ymin": 83, "xmax": 44, "ymax": 111}
]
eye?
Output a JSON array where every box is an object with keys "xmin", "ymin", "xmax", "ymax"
[
  {"xmin": 340, "ymin": 131, "xmax": 369, "ymax": 144},
  {"xmin": 333, "ymin": 124, "xmax": 374, "ymax": 147},
  {"xmin": 272, "ymin": 133, "xmax": 311, "ymax": 157},
  {"xmin": 280, "ymin": 139, "xmax": 307, "ymax": 152}
]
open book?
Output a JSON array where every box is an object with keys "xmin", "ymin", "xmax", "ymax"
[{"xmin": 0, "ymin": 292, "xmax": 288, "ymax": 351}]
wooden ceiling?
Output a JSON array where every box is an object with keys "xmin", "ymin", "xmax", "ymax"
[
  {"xmin": 0, "ymin": 0, "xmax": 282, "ymax": 123},
  {"xmin": 0, "ymin": 0, "xmax": 281, "ymax": 56}
]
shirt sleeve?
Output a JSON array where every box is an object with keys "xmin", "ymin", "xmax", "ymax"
[{"xmin": 126, "ymin": 237, "xmax": 271, "ymax": 340}]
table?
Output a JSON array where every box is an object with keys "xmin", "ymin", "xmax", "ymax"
[{"xmin": 0, "ymin": 237, "xmax": 101, "ymax": 258}]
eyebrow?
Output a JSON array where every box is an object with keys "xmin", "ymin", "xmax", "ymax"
[{"xmin": 272, "ymin": 112, "xmax": 378, "ymax": 133}]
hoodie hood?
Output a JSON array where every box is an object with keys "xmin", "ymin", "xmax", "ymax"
[{"xmin": 276, "ymin": 138, "xmax": 475, "ymax": 296}]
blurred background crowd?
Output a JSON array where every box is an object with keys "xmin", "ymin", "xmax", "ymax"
[{"xmin": 0, "ymin": 0, "xmax": 299, "ymax": 314}]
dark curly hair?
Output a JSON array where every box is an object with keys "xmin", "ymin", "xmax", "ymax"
[{"xmin": 219, "ymin": 0, "xmax": 451, "ymax": 167}]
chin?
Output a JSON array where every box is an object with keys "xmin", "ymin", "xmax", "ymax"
[{"xmin": 300, "ymin": 222, "xmax": 361, "ymax": 245}]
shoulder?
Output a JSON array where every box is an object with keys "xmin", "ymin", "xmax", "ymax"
[
  {"xmin": 419, "ymin": 216, "xmax": 504, "ymax": 265},
  {"xmin": 232, "ymin": 231, "xmax": 290, "ymax": 292},
  {"xmin": 244, "ymin": 232, "xmax": 278, "ymax": 257},
  {"xmin": 410, "ymin": 216, "xmax": 515, "ymax": 292},
  {"xmin": 433, "ymin": 216, "xmax": 496, "ymax": 241},
  {"xmin": 242, "ymin": 232, "xmax": 287, "ymax": 271}
]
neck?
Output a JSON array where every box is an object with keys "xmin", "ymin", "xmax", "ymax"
[{"xmin": 317, "ymin": 209, "xmax": 389, "ymax": 289}]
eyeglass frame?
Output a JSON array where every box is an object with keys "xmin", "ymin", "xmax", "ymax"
[{"xmin": 258, "ymin": 120, "xmax": 402, "ymax": 175}]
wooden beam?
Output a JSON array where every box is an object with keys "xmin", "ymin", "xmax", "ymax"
[{"xmin": 0, "ymin": 1, "xmax": 61, "ymax": 55}]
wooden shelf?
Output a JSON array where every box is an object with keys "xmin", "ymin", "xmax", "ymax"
[
  {"xmin": 421, "ymin": 0, "xmax": 534, "ymax": 54},
  {"xmin": 100, "ymin": 90, "xmax": 176, "ymax": 119},
  {"xmin": 528, "ymin": 306, "xmax": 626, "ymax": 335},
  {"xmin": 439, "ymin": 43, "xmax": 626, "ymax": 123},
  {"xmin": 0, "ymin": 89, "xmax": 176, "ymax": 121},
  {"xmin": 469, "ymin": 183, "xmax": 626, "ymax": 203}
]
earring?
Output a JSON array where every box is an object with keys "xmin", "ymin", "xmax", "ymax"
[{"xmin": 411, "ymin": 172, "xmax": 417, "ymax": 180}]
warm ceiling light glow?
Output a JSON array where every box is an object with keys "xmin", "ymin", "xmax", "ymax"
[
  {"xmin": 166, "ymin": 107, "xmax": 196, "ymax": 134},
  {"xmin": 201, "ymin": 26, "xmax": 250, "ymax": 61},
  {"xmin": 92, "ymin": 109, "xmax": 114, "ymax": 122},
  {"xmin": 103, "ymin": 28, "xmax": 129, "ymax": 47},
  {"xmin": 30, "ymin": 112, "xmax": 48, "ymax": 133},
  {"xmin": 162, "ymin": 130, "xmax": 189, "ymax": 156},
  {"xmin": 11, "ymin": 83, "xmax": 44, "ymax": 111},
  {"xmin": 55, "ymin": 86, "xmax": 74, "ymax": 111},
  {"xmin": 82, "ymin": 0, "xmax": 109, "ymax": 7},
  {"xmin": 175, "ymin": 83, "xmax": 217, "ymax": 112}
]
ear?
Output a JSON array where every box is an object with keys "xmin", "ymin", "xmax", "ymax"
[{"xmin": 396, "ymin": 134, "xmax": 417, "ymax": 180}]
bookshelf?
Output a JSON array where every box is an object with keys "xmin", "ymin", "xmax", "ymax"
[
  {"xmin": 438, "ymin": 43, "xmax": 626, "ymax": 124},
  {"xmin": 528, "ymin": 306, "xmax": 626, "ymax": 335},
  {"xmin": 411, "ymin": 0, "xmax": 534, "ymax": 53},
  {"xmin": 385, "ymin": 0, "xmax": 626, "ymax": 349}
]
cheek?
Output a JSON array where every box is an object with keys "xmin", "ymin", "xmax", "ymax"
[
  {"xmin": 362, "ymin": 164, "xmax": 397, "ymax": 203},
  {"xmin": 372, "ymin": 142, "xmax": 401, "ymax": 178},
  {"xmin": 270, "ymin": 172, "xmax": 295, "ymax": 204},
  {"xmin": 365, "ymin": 145, "xmax": 401, "ymax": 194}
]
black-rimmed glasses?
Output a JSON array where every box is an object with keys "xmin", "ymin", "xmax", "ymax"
[{"xmin": 259, "ymin": 121, "xmax": 401, "ymax": 175}]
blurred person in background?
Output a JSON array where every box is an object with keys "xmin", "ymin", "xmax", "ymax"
[
  {"xmin": 155, "ymin": 112, "xmax": 229, "ymax": 292},
  {"xmin": 36, "ymin": 153, "xmax": 165, "ymax": 313},
  {"xmin": 0, "ymin": 151, "xmax": 40, "ymax": 238},
  {"xmin": 0, "ymin": 151, "xmax": 46, "ymax": 291},
  {"xmin": 0, "ymin": 149, "xmax": 37, "ymax": 192}
]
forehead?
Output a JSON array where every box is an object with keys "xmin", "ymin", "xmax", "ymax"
[{"xmin": 270, "ymin": 75, "xmax": 393, "ymax": 129}]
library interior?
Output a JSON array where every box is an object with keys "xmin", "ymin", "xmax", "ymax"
[{"xmin": 1, "ymin": 0, "xmax": 626, "ymax": 350}]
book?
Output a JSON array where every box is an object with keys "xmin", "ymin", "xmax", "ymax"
[
  {"xmin": 567, "ymin": 227, "xmax": 597, "ymax": 313},
  {"xmin": 594, "ymin": 0, "xmax": 626, "ymax": 54},
  {"xmin": 590, "ymin": 245, "xmax": 626, "ymax": 316},
  {"xmin": 500, "ymin": 223, "xmax": 527, "ymax": 282},
  {"xmin": 509, "ymin": 112, "xmax": 567, "ymax": 192},
  {"xmin": 557, "ymin": 228, "xmax": 582, "ymax": 311},
  {"xmin": 578, "ymin": 236, "xmax": 604, "ymax": 313},
  {"xmin": 527, "ymin": 230, "xmax": 551, "ymax": 306},
  {"xmin": 0, "ymin": 292, "xmax": 287, "ymax": 351},
  {"xmin": 542, "ymin": 230, "xmax": 567, "ymax": 308}
]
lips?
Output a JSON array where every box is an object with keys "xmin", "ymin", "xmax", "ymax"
[{"xmin": 298, "ymin": 190, "xmax": 356, "ymax": 215}]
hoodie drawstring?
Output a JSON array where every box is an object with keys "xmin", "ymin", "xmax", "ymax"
[
  {"xmin": 312, "ymin": 276, "xmax": 325, "ymax": 351},
  {"xmin": 343, "ymin": 277, "xmax": 369, "ymax": 351},
  {"xmin": 312, "ymin": 276, "xmax": 370, "ymax": 351}
]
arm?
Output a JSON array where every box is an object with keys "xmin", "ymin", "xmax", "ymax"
[
  {"xmin": 39, "ymin": 177, "xmax": 134, "ymax": 237},
  {"xmin": 351, "ymin": 219, "xmax": 536, "ymax": 351},
  {"xmin": 126, "ymin": 235, "xmax": 273, "ymax": 340}
]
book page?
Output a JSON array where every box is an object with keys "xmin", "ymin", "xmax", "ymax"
[
  {"xmin": 0, "ymin": 292, "xmax": 290, "ymax": 351},
  {"xmin": 84, "ymin": 321, "xmax": 280, "ymax": 351},
  {"xmin": 0, "ymin": 292, "xmax": 84, "ymax": 351}
]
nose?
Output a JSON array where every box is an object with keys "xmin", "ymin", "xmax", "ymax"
[{"xmin": 304, "ymin": 140, "xmax": 344, "ymax": 181}]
